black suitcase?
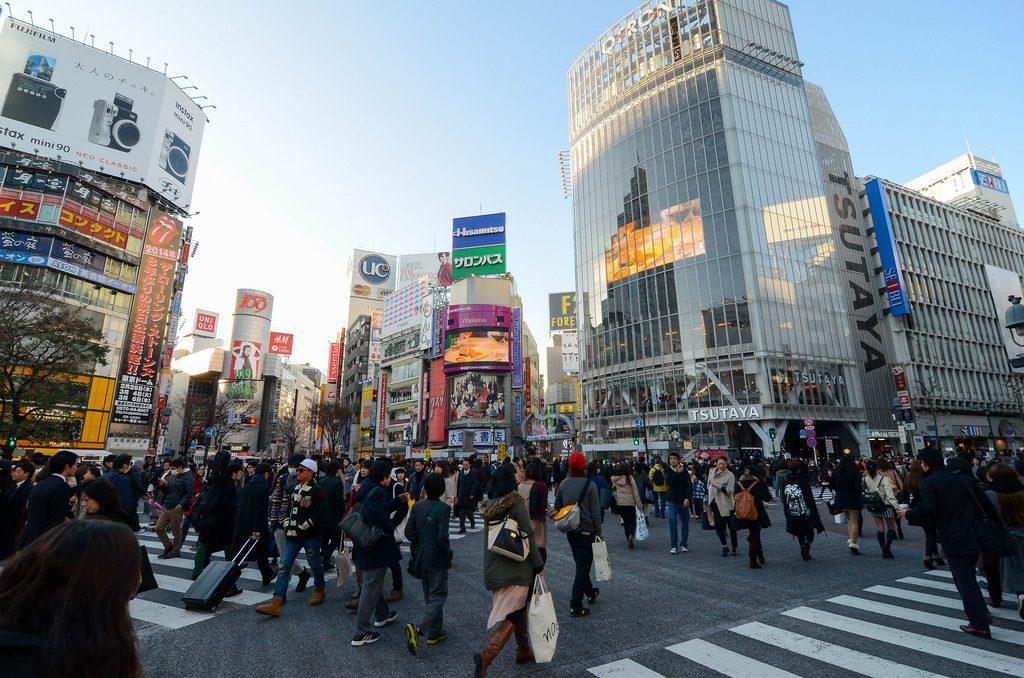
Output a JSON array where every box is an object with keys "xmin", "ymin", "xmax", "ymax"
[{"xmin": 181, "ymin": 537, "xmax": 258, "ymax": 611}]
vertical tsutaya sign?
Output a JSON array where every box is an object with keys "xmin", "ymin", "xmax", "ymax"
[
  {"xmin": 451, "ymin": 212, "xmax": 506, "ymax": 279},
  {"xmin": 327, "ymin": 342, "xmax": 341, "ymax": 383},
  {"xmin": 111, "ymin": 210, "xmax": 182, "ymax": 425},
  {"xmin": 268, "ymin": 331, "xmax": 293, "ymax": 355},
  {"xmin": 864, "ymin": 178, "xmax": 910, "ymax": 317},
  {"xmin": 193, "ymin": 309, "xmax": 218, "ymax": 338},
  {"xmin": 511, "ymin": 307, "xmax": 523, "ymax": 388},
  {"xmin": 549, "ymin": 292, "xmax": 577, "ymax": 331}
]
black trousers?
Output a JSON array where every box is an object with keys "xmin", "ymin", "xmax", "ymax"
[
  {"xmin": 947, "ymin": 554, "xmax": 990, "ymax": 631},
  {"xmin": 456, "ymin": 504, "xmax": 476, "ymax": 530},
  {"xmin": 321, "ymin": 529, "xmax": 342, "ymax": 567},
  {"xmin": 619, "ymin": 506, "xmax": 637, "ymax": 539},
  {"xmin": 566, "ymin": 531, "xmax": 595, "ymax": 608},
  {"xmin": 980, "ymin": 552, "xmax": 1002, "ymax": 604},
  {"xmin": 712, "ymin": 505, "xmax": 737, "ymax": 549},
  {"xmin": 923, "ymin": 525, "xmax": 939, "ymax": 558}
]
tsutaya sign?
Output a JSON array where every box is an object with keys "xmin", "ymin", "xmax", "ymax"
[
  {"xmin": 688, "ymin": 405, "xmax": 762, "ymax": 423},
  {"xmin": 601, "ymin": 2, "xmax": 673, "ymax": 54}
]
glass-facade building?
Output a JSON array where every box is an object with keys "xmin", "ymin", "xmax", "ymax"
[{"xmin": 568, "ymin": 0, "xmax": 867, "ymax": 456}]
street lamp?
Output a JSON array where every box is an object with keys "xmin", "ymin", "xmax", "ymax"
[{"xmin": 1005, "ymin": 295, "xmax": 1024, "ymax": 368}]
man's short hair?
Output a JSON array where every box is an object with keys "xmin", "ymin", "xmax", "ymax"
[
  {"xmin": 14, "ymin": 460, "xmax": 35, "ymax": 475},
  {"xmin": 170, "ymin": 458, "xmax": 185, "ymax": 468},
  {"xmin": 48, "ymin": 450, "xmax": 79, "ymax": 474},
  {"xmin": 254, "ymin": 462, "xmax": 272, "ymax": 477}
]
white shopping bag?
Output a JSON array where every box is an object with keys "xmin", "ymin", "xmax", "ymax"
[
  {"xmin": 527, "ymin": 574, "xmax": 559, "ymax": 663},
  {"xmin": 334, "ymin": 548, "xmax": 353, "ymax": 588},
  {"xmin": 834, "ymin": 513, "xmax": 847, "ymax": 525},
  {"xmin": 593, "ymin": 536, "xmax": 612, "ymax": 582},
  {"xmin": 634, "ymin": 511, "xmax": 650, "ymax": 542}
]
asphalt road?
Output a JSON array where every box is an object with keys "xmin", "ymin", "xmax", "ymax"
[{"xmin": 137, "ymin": 497, "xmax": 1024, "ymax": 677}]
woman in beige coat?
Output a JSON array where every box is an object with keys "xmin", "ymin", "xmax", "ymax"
[
  {"xmin": 862, "ymin": 459, "xmax": 900, "ymax": 559},
  {"xmin": 611, "ymin": 463, "xmax": 643, "ymax": 548},
  {"xmin": 706, "ymin": 457, "xmax": 738, "ymax": 556}
]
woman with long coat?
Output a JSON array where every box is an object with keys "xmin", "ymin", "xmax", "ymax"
[
  {"xmin": 706, "ymin": 457, "xmax": 738, "ymax": 556},
  {"xmin": 191, "ymin": 460, "xmax": 241, "ymax": 583},
  {"xmin": 610, "ymin": 464, "xmax": 642, "ymax": 548},
  {"xmin": 831, "ymin": 453, "xmax": 864, "ymax": 555},
  {"xmin": 734, "ymin": 465, "xmax": 773, "ymax": 569},
  {"xmin": 780, "ymin": 460, "xmax": 824, "ymax": 561}
]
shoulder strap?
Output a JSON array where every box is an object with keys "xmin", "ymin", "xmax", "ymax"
[
  {"xmin": 956, "ymin": 473, "xmax": 993, "ymax": 520},
  {"xmin": 578, "ymin": 478, "xmax": 592, "ymax": 505},
  {"xmin": 419, "ymin": 501, "xmax": 443, "ymax": 542}
]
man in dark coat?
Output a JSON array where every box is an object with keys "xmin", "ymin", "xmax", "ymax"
[
  {"xmin": 664, "ymin": 451, "xmax": 693, "ymax": 553},
  {"xmin": 0, "ymin": 461, "xmax": 34, "ymax": 559},
  {"xmin": 350, "ymin": 461, "xmax": 401, "ymax": 646},
  {"xmin": 455, "ymin": 458, "xmax": 480, "ymax": 533},
  {"xmin": 108, "ymin": 456, "xmax": 137, "ymax": 527},
  {"xmin": 234, "ymin": 462, "xmax": 275, "ymax": 585},
  {"xmin": 406, "ymin": 459, "xmax": 427, "ymax": 502},
  {"xmin": 319, "ymin": 460, "xmax": 347, "ymax": 571},
  {"xmin": 904, "ymin": 449, "xmax": 996, "ymax": 639},
  {"xmin": 17, "ymin": 451, "xmax": 78, "ymax": 548}
]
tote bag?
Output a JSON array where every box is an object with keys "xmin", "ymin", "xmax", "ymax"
[
  {"xmin": 634, "ymin": 510, "xmax": 650, "ymax": 542},
  {"xmin": 593, "ymin": 536, "xmax": 612, "ymax": 582},
  {"xmin": 527, "ymin": 574, "xmax": 559, "ymax": 663}
]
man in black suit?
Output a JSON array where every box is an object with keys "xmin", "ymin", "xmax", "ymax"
[
  {"xmin": 0, "ymin": 460, "xmax": 35, "ymax": 559},
  {"xmin": 455, "ymin": 458, "xmax": 480, "ymax": 533},
  {"xmin": 17, "ymin": 450, "xmax": 78, "ymax": 549},
  {"xmin": 904, "ymin": 448, "xmax": 995, "ymax": 639}
]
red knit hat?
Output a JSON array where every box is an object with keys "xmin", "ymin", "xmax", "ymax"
[{"xmin": 568, "ymin": 452, "xmax": 587, "ymax": 472}]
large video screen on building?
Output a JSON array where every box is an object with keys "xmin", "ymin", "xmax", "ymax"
[
  {"xmin": 605, "ymin": 198, "xmax": 704, "ymax": 282},
  {"xmin": 444, "ymin": 329, "xmax": 510, "ymax": 367},
  {"xmin": 449, "ymin": 371, "xmax": 506, "ymax": 425}
]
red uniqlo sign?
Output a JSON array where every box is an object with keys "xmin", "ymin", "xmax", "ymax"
[
  {"xmin": 193, "ymin": 309, "xmax": 218, "ymax": 338},
  {"xmin": 269, "ymin": 331, "xmax": 294, "ymax": 356}
]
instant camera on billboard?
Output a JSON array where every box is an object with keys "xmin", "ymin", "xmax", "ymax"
[
  {"xmin": 449, "ymin": 371, "xmax": 506, "ymax": 426},
  {"xmin": 0, "ymin": 18, "xmax": 205, "ymax": 210},
  {"xmin": 226, "ymin": 340, "xmax": 261, "ymax": 400},
  {"xmin": 984, "ymin": 265, "xmax": 1024, "ymax": 374}
]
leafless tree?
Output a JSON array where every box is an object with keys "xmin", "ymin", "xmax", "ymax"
[
  {"xmin": 311, "ymin": 400, "xmax": 351, "ymax": 456},
  {"xmin": 277, "ymin": 414, "xmax": 302, "ymax": 455},
  {"xmin": 207, "ymin": 397, "xmax": 260, "ymax": 457}
]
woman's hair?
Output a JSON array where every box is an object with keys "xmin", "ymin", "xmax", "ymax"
[
  {"xmin": 525, "ymin": 459, "xmax": 545, "ymax": 483},
  {"xmin": 81, "ymin": 479, "xmax": 125, "ymax": 517},
  {"xmin": 423, "ymin": 472, "xmax": 445, "ymax": 500},
  {"xmin": 989, "ymin": 463, "xmax": 1024, "ymax": 527},
  {"xmin": 876, "ymin": 458, "xmax": 893, "ymax": 472},
  {"xmin": 614, "ymin": 462, "xmax": 630, "ymax": 476},
  {"xmin": 0, "ymin": 521, "xmax": 141, "ymax": 678},
  {"xmin": 786, "ymin": 459, "xmax": 805, "ymax": 475},
  {"xmin": 864, "ymin": 459, "xmax": 878, "ymax": 478},
  {"xmin": 487, "ymin": 462, "xmax": 519, "ymax": 498},
  {"xmin": 904, "ymin": 461, "xmax": 924, "ymax": 497},
  {"xmin": 586, "ymin": 461, "xmax": 600, "ymax": 477}
]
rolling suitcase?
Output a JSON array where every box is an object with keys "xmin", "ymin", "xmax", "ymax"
[{"xmin": 181, "ymin": 537, "xmax": 258, "ymax": 611}]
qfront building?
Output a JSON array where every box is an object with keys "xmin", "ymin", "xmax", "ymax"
[{"xmin": 568, "ymin": 0, "xmax": 868, "ymax": 457}]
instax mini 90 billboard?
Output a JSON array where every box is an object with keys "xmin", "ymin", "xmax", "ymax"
[{"xmin": 0, "ymin": 18, "xmax": 205, "ymax": 210}]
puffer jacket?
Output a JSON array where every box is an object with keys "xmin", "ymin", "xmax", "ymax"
[
  {"xmin": 610, "ymin": 475, "xmax": 640, "ymax": 507},
  {"xmin": 480, "ymin": 491, "xmax": 543, "ymax": 591}
]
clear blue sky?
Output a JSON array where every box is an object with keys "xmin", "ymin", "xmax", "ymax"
[{"xmin": 26, "ymin": 0, "xmax": 1024, "ymax": 375}]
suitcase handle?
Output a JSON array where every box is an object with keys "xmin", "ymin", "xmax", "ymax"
[{"xmin": 231, "ymin": 535, "xmax": 259, "ymax": 566}]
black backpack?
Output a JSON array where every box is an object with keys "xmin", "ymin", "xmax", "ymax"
[
  {"xmin": 189, "ymin": 484, "xmax": 220, "ymax": 531},
  {"xmin": 651, "ymin": 468, "xmax": 665, "ymax": 486}
]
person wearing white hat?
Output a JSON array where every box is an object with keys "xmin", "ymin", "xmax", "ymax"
[{"xmin": 256, "ymin": 457, "xmax": 329, "ymax": 616}]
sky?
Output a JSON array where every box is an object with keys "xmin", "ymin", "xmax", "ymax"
[{"xmin": 23, "ymin": 0, "xmax": 1024, "ymax": 377}]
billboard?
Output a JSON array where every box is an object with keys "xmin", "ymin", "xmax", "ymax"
[
  {"xmin": 359, "ymin": 384, "xmax": 374, "ymax": 424},
  {"xmin": 984, "ymin": 265, "xmax": 1024, "ymax": 374},
  {"xmin": 110, "ymin": 209, "xmax": 181, "ymax": 425},
  {"xmin": 235, "ymin": 289, "xmax": 273, "ymax": 321},
  {"xmin": 562, "ymin": 332, "xmax": 579, "ymax": 373},
  {"xmin": 350, "ymin": 249, "xmax": 397, "ymax": 302},
  {"xmin": 605, "ymin": 199, "xmax": 704, "ymax": 282},
  {"xmin": 327, "ymin": 342, "xmax": 341, "ymax": 383},
  {"xmin": 452, "ymin": 213, "xmax": 506, "ymax": 280},
  {"xmin": 376, "ymin": 372, "xmax": 388, "ymax": 441},
  {"xmin": 511, "ymin": 307, "xmax": 523, "ymax": 388},
  {"xmin": 449, "ymin": 371, "xmax": 506, "ymax": 426},
  {"xmin": 268, "ymin": 331, "xmax": 293, "ymax": 356},
  {"xmin": 864, "ymin": 179, "xmax": 911, "ymax": 317},
  {"xmin": 193, "ymin": 309, "xmax": 218, "ymax": 338},
  {"xmin": 382, "ymin": 275, "xmax": 431, "ymax": 338},
  {"xmin": 0, "ymin": 227, "xmax": 135, "ymax": 293},
  {"xmin": 444, "ymin": 304, "xmax": 512, "ymax": 372},
  {"xmin": 226, "ymin": 340, "xmax": 262, "ymax": 400},
  {"xmin": 0, "ymin": 18, "xmax": 205, "ymax": 210},
  {"xmin": 549, "ymin": 292, "xmax": 577, "ymax": 331},
  {"xmin": 398, "ymin": 251, "xmax": 452, "ymax": 287},
  {"xmin": 427, "ymin": 359, "xmax": 447, "ymax": 444}
]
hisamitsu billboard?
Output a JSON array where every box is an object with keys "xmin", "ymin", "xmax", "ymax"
[{"xmin": 452, "ymin": 212, "xmax": 506, "ymax": 249}]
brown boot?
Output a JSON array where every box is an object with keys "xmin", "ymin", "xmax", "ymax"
[
  {"xmin": 308, "ymin": 587, "xmax": 326, "ymax": 606},
  {"xmin": 473, "ymin": 619, "xmax": 514, "ymax": 677},
  {"xmin": 513, "ymin": 614, "xmax": 535, "ymax": 664},
  {"xmin": 386, "ymin": 589, "xmax": 403, "ymax": 603},
  {"xmin": 255, "ymin": 596, "xmax": 283, "ymax": 617}
]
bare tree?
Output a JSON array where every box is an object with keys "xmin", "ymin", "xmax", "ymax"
[
  {"xmin": 0, "ymin": 283, "xmax": 109, "ymax": 458},
  {"xmin": 915, "ymin": 374, "xmax": 944, "ymax": 449},
  {"xmin": 173, "ymin": 393, "xmax": 215, "ymax": 456},
  {"xmin": 206, "ymin": 397, "xmax": 260, "ymax": 458},
  {"xmin": 312, "ymin": 400, "xmax": 351, "ymax": 456},
  {"xmin": 277, "ymin": 414, "xmax": 302, "ymax": 455}
]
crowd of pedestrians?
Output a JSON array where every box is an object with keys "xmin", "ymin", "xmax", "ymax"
[{"xmin": 0, "ymin": 444, "xmax": 1022, "ymax": 677}]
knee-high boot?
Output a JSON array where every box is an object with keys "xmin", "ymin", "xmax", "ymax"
[
  {"xmin": 512, "ymin": 611, "xmax": 534, "ymax": 664},
  {"xmin": 885, "ymin": 529, "xmax": 897, "ymax": 558},
  {"xmin": 474, "ymin": 620, "xmax": 514, "ymax": 678},
  {"xmin": 748, "ymin": 537, "xmax": 761, "ymax": 569}
]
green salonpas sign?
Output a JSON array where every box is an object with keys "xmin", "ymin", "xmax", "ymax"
[{"xmin": 452, "ymin": 243, "xmax": 506, "ymax": 279}]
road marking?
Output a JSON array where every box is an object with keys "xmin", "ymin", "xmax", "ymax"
[
  {"xmin": 782, "ymin": 606, "xmax": 1024, "ymax": 674},
  {"xmin": 733, "ymin": 621, "xmax": 946, "ymax": 678},
  {"xmin": 666, "ymin": 639, "xmax": 799, "ymax": 677},
  {"xmin": 865, "ymin": 585, "xmax": 1023, "ymax": 623},
  {"xmin": 129, "ymin": 598, "xmax": 213, "ymax": 629},
  {"xmin": 924, "ymin": 569, "xmax": 987, "ymax": 583},
  {"xmin": 828, "ymin": 595, "xmax": 1024, "ymax": 646},
  {"xmin": 588, "ymin": 658, "xmax": 666, "ymax": 677},
  {"xmin": 897, "ymin": 576, "xmax": 959, "ymax": 593}
]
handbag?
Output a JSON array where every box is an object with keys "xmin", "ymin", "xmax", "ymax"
[
  {"xmin": 340, "ymin": 486, "xmax": 384, "ymax": 549},
  {"xmin": 408, "ymin": 501, "xmax": 444, "ymax": 578},
  {"xmin": 861, "ymin": 478, "xmax": 887, "ymax": 514},
  {"xmin": 592, "ymin": 536, "xmax": 612, "ymax": 582},
  {"xmin": 959, "ymin": 475, "xmax": 1015, "ymax": 557},
  {"xmin": 554, "ymin": 479, "xmax": 592, "ymax": 533},
  {"xmin": 826, "ymin": 498, "xmax": 842, "ymax": 516},
  {"xmin": 334, "ymin": 548, "xmax": 353, "ymax": 588},
  {"xmin": 634, "ymin": 510, "xmax": 650, "ymax": 542},
  {"xmin": 137, "ymin": 546, "xmax": 158, "ymax": 594},
  {"xmin": 701, "ymin": 508, "xmax": 713, "ymax": 530},
  {"xmin": 527, "ymin": 574, "xmax": 559, "ymax": 663},
  {"xmin": 486, "ymin": 514, "xmax": 530, "ymax": 562}
]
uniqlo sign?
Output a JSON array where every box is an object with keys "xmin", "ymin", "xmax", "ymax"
[
  {"xmin": 193, "ymin": 309, "xmax": 218, "ymax": 338},
  {"xmin": 269, "ymin": 331, "xmax": 294, "ymax": 356}
]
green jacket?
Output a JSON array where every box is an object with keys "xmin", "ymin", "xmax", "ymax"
[
  {"xmin": 283, "ymin": 480, "xmax": 328, "ymax": 542},
  {"xmin": 480, "ymin": 491, "xmax": 543, "ymax": 591}
]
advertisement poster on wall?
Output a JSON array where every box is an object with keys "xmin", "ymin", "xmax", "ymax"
[
  {"xmin": 984, "ymin": 265, "xmax": 1024, "ymax": 374},
  {"xmin": 350, "ymin": 249, "xmax": 397, "ymax": 302},
  {"xmin": 449, "ymin": 371, "xmax": 506, "ymax": 426},
  {"xmin": 268, "ymin": 331, "xmax": 293, "ymax": 356},
  {"xmin": 226, "ymin": 340, "xmax": 262, "ymax": 400},
  {"xmin": 382, "ymin": 275, "xmax": 430, "ymax": 338},
  {"xmin": 562, "ymin": 332, "xmax": 579, "ymax": 373},
  {"xmin": 397, "ymin": 251, "xmax": 453, "ymax": 287},
  {"xmin": 327, "ymin": 342, "xmax": 341, "ymax": 383},
  {"xmin": 110, "ymin": 209, "xmax": 181, "ymax": 425},
  {"xmin": 376, "ymin": 372, "xmax": 389, "ymax": 443},
  {"xmin": 512, "ymin": 307, "xmax": 523, "ymax": 388},
  {"xmin": 428, "ymin": 359, "xmax": 447, "ymax": 444},
  {"xmin": 0, "ymin": 18, "xmax": 206, "ymax": 210},
  {"xmin": 359, "ymin": 384, "xmax": 374, "ymax": 425}
]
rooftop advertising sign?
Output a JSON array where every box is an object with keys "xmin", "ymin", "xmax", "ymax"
[
  {"xmin": 350, "ymin": 249, "xmax": 397, "ymax": 302},
  {"xmin": 444, "ymin": 304, "xmax": 512, "ymax": 372},
  {"xmin": 193, "ymin": 309, "xmax": 218, "ymax": 338},
  {"xmin": 268, "ymin": 331, "xmax": 293, "ymax": 356},
  {"xmin": 397, "ymin": 251, "xmax": 452, "ymax": 287},
  {"xmin": 549, "ymin": 292, "xmax": 577, "ymax": 331},
  {"xmin": 0, "ymin": 18, "xmax": 205, "ymax": 210},
  {"xmin": 452, "ymin": 212, "xmax": 506, "ymax": 280}
]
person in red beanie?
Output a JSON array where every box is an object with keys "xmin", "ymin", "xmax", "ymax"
[{"xmin": 551, "ymin": 452, "xmax": 602, "ymax": 616}]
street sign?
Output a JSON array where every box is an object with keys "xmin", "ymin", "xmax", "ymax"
[
  {"xmin": 205, "ymin": 427, "xmax": 215, "ymax": 436},
  {"xmin": 635, "ymin": 418, "xmax": 644, "ymax": 427},
  {"xmin": 799, "ymin": 429, "xmax": 807, "ymax": 438},
  {"xmin": 803, "ymin": 418, "xmax": 814, "ymax": 427},
  {"xmin": 562, "ymin": 440, "xmax": 571, "ymax": 450},
  {"xmin": 807, "ymin": 437, "xmax": 817, "ymax": 448},
  {"xmin": 904, "ymin": 421, "xmax": 917, "ymax": 431}
]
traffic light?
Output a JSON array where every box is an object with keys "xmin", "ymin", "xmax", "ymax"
[
  {"xmin": 244, "ymin": 417, "xmax": 257, "ymax": 425},
  {"xmin": 768, "ymin": 427, "xmax": 776, "ymax": 441},
  {"xmin": 633, "ymin": 434, "xmax": 640, "ymax": 446},
  {"xmin": 5, "ymin": 435, "xmax": 15, "ymax": 448}
]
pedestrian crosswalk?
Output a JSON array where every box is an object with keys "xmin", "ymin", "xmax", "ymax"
[
  {"xmin": 587, "ymin": 569, "xmax": 1024, "ymax": 677},
  {"xmin": 132, "ymin": 511, "xmax": 484, "ymax": 633}
]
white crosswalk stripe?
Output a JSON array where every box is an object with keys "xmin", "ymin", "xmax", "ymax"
[{"xmin": 586, "ymin": 571, "xmax": 1024, "ymax": 677}]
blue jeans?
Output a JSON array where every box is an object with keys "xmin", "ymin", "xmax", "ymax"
[
  {"xmin": 273, "ymin": 536, "xmax": 324, "ymax": 600},
  {"xmin": 654, "ymin": 492, "xmax": 667, "ymax": 517},
  {"xmin": 668, "ymin": 502, "xmax": 690, "ymax": 549}
]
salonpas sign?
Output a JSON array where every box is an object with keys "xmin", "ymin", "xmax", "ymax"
[
  {"xmin": 452, "ymin": 243, "xmax": 505, "ymax": 279},
  {"xmin": 688, "ymin": 405, "xmax": 762, "ymax": 423}
]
